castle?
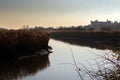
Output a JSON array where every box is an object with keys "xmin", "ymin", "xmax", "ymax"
[{"xmin": 88, "ymin": 20, "xmax": 120, "ymax": 30}]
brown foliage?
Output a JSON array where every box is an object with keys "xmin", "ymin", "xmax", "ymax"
[
  {"xmin": 51, "ymin": 30, "xmax": 120, "ymax": 50},
  {"xmin": 0, "ymin": 29, "xmax": 50, "ymax": 58}
]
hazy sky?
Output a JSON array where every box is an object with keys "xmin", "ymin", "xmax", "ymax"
[{"xmin": 0, "ymin": 0, "xmax": 120, "ymax": 29}]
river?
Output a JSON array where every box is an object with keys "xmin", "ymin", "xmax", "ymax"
[{"xmin": 0, "ymin": 39, "xmax": 117, "ymax": 80}]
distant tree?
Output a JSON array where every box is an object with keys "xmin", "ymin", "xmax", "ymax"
[
  {"xmin": 34, "ymin": 26, "xmax": 45, "ymax": 30},
  {"xmin": 22, "ymin": 25, "xmax": 29, "ymax": 30},
  {"xmin": 46, "ymin": 27, "xmax": 54, "ymax": 30}
]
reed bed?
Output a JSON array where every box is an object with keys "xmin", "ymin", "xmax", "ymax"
[{"xmin": 0, "ymin": 29, "xmax": 50, "ymax": 58}]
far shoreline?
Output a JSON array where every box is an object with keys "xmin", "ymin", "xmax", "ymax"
[{"xmin": 50, "ymin": 30, "xmax": 120, "ymax": 51}]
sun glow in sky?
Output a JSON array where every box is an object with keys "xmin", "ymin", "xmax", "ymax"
[{"xmin": 0, "ymin": 0, "xmax": 120, "ymax": 29}]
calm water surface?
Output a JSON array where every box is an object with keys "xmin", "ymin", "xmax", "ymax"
[{"xmin": 0, "ymin": 39, "xmax": 112, "ymax": 80}]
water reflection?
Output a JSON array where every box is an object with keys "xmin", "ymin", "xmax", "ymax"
[
  {"xmin": 52, "ymin": 38, "xmax": 120, "ymax": 53},
  {"xmin": 0, "ymin": 39, "xmax": 119, "ymax": 80},
  {"xmin": 0, "ymin": 55, "xmax": 50, "ymax": 80}
]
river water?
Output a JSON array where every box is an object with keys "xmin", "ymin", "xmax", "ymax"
[{"xmin": 0, "ymin": 39, "xmax": 115, "ymax": 80}]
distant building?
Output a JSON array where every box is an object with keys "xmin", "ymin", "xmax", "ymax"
[
  {"xmin": 91, "ymin": 20, "xmax": 112, "ymax": 30},
  {"xmin": 88, "ymin": 20, "xmax": 120, "ymax": 30}
]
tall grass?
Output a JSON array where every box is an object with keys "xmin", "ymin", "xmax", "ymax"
[
  {"xmin": 0, "ymin": 29, "xmax": 50, "ymax": 58},
  {"xmin": 78, "ymin": 51, "xmax": 120, "ymax": 80},
  {"xmin": 68, "ymin": 46, "xmax": 84, "ymax": 80},
  {"xmin": 67, "ymin": 45, "xmax": 120, "ymax": 80}
]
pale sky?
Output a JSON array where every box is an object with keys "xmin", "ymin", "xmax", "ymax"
[{"xmin": 0, "ymin": 0, "xmax": 120, "ymax": 29}]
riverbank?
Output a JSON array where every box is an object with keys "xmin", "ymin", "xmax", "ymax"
[
  {"xmin": 51, "ymin": 30, "xmax": 120, "ymax": 50},
  {"xmin": 0, "ymin": 29, "xmax": 50, "ymax": 59}
]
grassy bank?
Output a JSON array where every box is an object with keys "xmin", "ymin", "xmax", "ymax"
[
  {"xmin": 0, "ymin": 29, "xmax": 50, "ymax": 59},
  {"xmin": 51, "ymin": 30, "xmax": 120, "ymax": 50}
]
